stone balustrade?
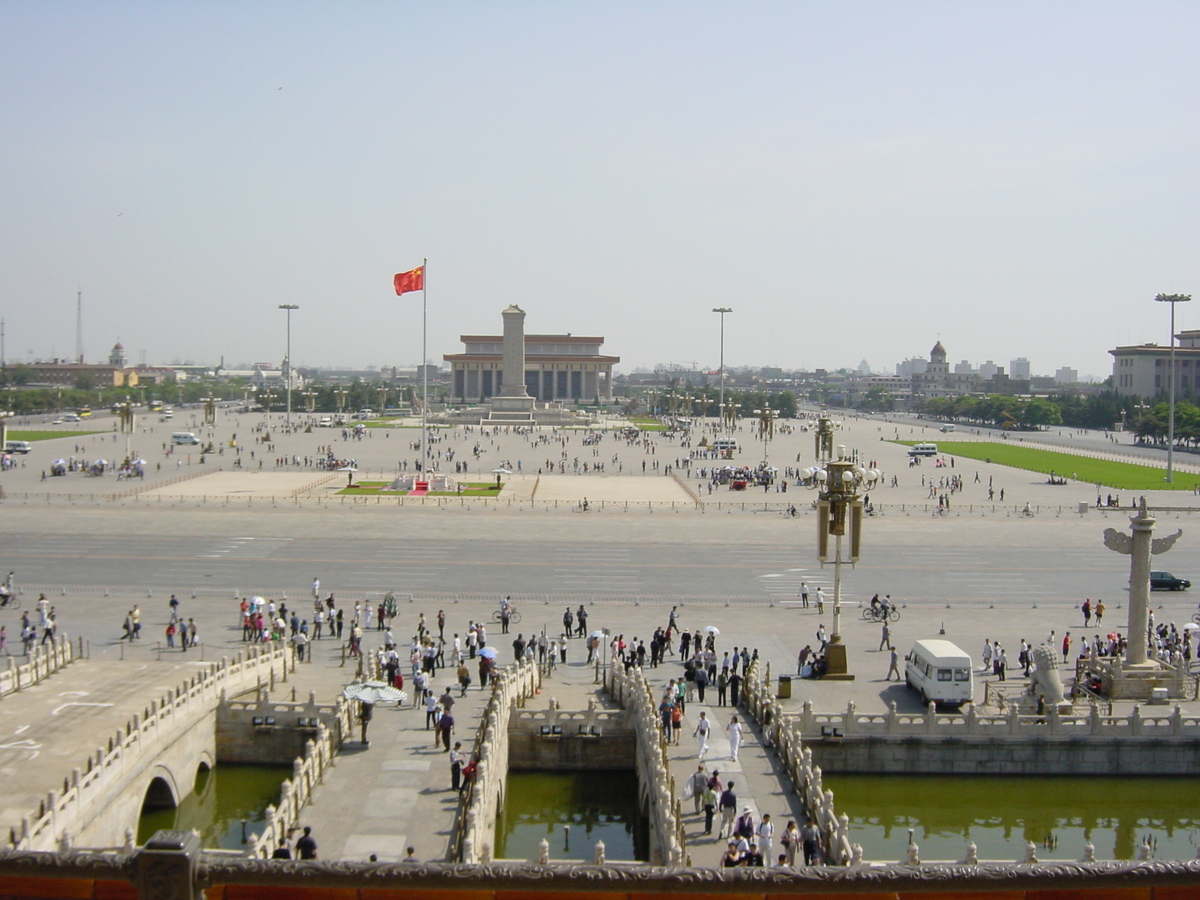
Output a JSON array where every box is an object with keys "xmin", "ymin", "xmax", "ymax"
[
  {"xmin": 0, "ymin": 635, "xmax": 74, "ymax": 698},
  {"xmin": 798, "ymin": 698, "xmax": 1200, "ymax": 739},
  {"xmin": 458, "ymin": 659, "xmax": 542, "ymax": 864},
  {"xmin": 606, "ymin": 664, "xmax": 685, "ymax": 866},
  {"xmin": 9, "ymin": 643, "xmax": 294, "ymax": 852},
  {"xmin": 740, "ymin": 659, "xmax": 855, "ymax": 866},
  {"xmin": 245, "ymin": 696, "xmax": 354, "ymax": 859}
]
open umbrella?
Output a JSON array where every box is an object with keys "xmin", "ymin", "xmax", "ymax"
[
  {"xmin": 590, "ymin": 630, "xmax": 607, "ymax": 640},
  {"xmin": 132, "ymin": 458, "xmax": 147, "ymax": 465},
  {"xmin": 1184, "ymin": 623, "xmax": 1200, "ymax": 632},
  {"xmin": 342, "ymin": 681, "xmax": 406, "ymax": 704},
  {"xmin": 478, "ymin": 646, "xmax": 498, "ymax": 659},
  {"xmin": 705, "ymin": 625, "xmax": 721, "ymax": 635},
  {"xmin": 53, "ymin": 459, "xmax": 66, "ymax": 465}
]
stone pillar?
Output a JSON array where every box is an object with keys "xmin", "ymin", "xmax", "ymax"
[
  {"xmin": 133, "ymin": 830, "xmax": 201, "ymax": 900},
  {"xmin": 499, "ymin": 305, "xmax": 530, "ymax": 398},
  {"xmin": 1126, "ymin": 505, "xmax": 1154, "ymax": 666}
]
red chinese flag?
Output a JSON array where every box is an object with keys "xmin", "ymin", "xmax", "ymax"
[{"xmin": 394, "ymin": 266, "xmax": 425, "ymax": 295}]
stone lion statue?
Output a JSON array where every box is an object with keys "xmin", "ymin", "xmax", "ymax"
[{"xmin": 1028, "ymin": 644, "xmax": 1064, "ymax": 705}]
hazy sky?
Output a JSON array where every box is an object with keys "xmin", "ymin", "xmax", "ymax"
[{"xmin": 2, "ymin": 2, "xmax": 1198, "ymax": 380}]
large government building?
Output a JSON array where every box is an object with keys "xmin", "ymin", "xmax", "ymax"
[
  {"xmin": 1110, "ymin": 330, "xmax": 1200, "ymax": 398},
  {"xmin": 444, "ymin": 332, "xmax": 619, "ymax": 403}
]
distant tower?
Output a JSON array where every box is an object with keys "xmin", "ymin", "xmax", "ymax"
[
  {"xmin": 109, "ymin": 341, "xmax": 127, "ymax": 368},
  {"xmin": 75, "ymin": 290, "xmax": 84, "ymax": 364},
  {"xmin": 928, "ymin": 341, "xmax": 949, "ymax": 375}
]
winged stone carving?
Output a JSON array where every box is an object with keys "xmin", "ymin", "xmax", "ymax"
[
  {"xmin": 1102, "ymin": 528, "xmax": 1133, "ymax": 555},
  {"xmin": 1151, "ymin": 528, "xmax": 1183, "ymax": 555}
]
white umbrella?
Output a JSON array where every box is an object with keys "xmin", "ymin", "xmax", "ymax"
[
  {"xmin": 342, "ymin": 681, "xmax": 406, "ymax": 704},
  {"xmin": 478, "ymin": 646, "xmax": 498, "ymax": 659},
  {"xmin": 250, "ymin": 596, "xmax": 266, "ymax": 605},
  {"xmin": 132, "ymin": 458, "xmax": 147, "ymax": 465},
  {"xmin": 1184, "ymin": 623, "xmax": 1200, "ymax": 632},
  {"xmin": 705, "ymin": 625, "xmax": 721, "ymax": 635},
  {"xmin": 491, "ymin": 468, "xmax": 512, "ymax": 474},
  {"xmin": 590, "ymin": 630, "xmax": 607, "ymax": 640}
]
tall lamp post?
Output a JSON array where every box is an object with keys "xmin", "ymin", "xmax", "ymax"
[
  {"xmin": 713, "ymin": 307, "xmax": 732, "ymax": 430},
  {"xmin": 802, "ymin": 443, "xmax": 880, "ymax": 680},
  {"xmin": 1155, "ymin": 293, "xmax": 1191, "ymax": 483},
  {"xmin": 753, "ymin": 405, "xmax": 776, "ymax": 463},
  {"xmin": 278, "ymin": 304, "xmax": 299, "ymax": 429}
]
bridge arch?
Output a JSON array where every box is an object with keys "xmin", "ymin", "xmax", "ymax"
[{"xmin": 141, "ymin": 766, "xmax": 181, "ymax": 811}]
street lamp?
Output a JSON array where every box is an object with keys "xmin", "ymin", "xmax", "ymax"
[
  {"xmin": 801, "ymin": 444, "xmax": 880, "ymax": 680},
  {"xmin": 302, "ymin": 389, "xmax": 317, "ymax": 413},
  {"xmin": 1155, "ymin": 293, "xmax": 1191, "ymax": 483},
  {"xmin": 278, "ymin": 304, "xmax": 299, "ymax": 429},
  {"xmin": 721, "ymin": 400, "xmax": 738, "ymax": 432},
  {"xmin": 753, "ymin": 405, "xmax": 776, "ymax": 463},
  {"xmin": 713, "ymin": 307, "xmax": 732, "ymax": 430}
]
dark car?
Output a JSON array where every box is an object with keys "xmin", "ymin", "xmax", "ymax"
[{"xmin": 1150, "ymin": 571, "xmax": 1191, "ymax": 591}]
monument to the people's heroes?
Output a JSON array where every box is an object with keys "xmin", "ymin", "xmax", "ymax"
[{"xmin": 489, "ymin": 304, "xmax": 536, "ymax": 416}]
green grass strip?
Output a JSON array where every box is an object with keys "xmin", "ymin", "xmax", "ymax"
[
  {"xmin": 7, "ymin": 430, "xmax": 105, "ymax": 442},
  {"xmin": 892, "ymin": 441, "xmax": 1200, "ymax": 491},
  {"xmin": 336, "ymin": 480, "xmax": 501, "ymax": 497}
]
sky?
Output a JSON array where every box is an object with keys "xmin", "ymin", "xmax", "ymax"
[{"xmin": 2, "ymin": 2, "xmax": 1198, "ymax": 380}]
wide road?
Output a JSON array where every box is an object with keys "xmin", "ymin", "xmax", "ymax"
[{"xmin": 0, "ymin": 514, "xmax": 1138, "ymax": 606}]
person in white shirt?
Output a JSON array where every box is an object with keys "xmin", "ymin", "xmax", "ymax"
[
  {"xmin": 756, "ymin": 813, "xmax": 774, "ymax": 861},
  {"xmin": 693, "ymin": 711, "xmax": 711, "ymax": 759},
  {"xmin": 727, "ymin": 715, "xmax": 743, "ymax": 762}
]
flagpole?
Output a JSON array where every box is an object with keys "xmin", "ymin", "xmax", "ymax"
[{"xmin": 421, "ymin": 257, "xmax": 428, "ymax": 477}]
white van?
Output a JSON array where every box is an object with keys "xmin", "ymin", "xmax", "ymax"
[
  {"xmin": 904, "ymin": 639, "xmax": 973, "ymax": 708},
  {"xmin": 939, "ymin": 424, "xmax": 956, "ymax": 433},
  {"xmin": 712, "ymin": 438, "xmax": 739, "ymax": 453},
  {"xmin": 907, "ymin": 442, "xmax": 938, "ymax": 457},
  {"xmin": 4, "ymin": 440, "xmax": 32, "ymax": 454},
  {"xmin": 171, "ymin": 432, "xmax": 200, "ymax": 445}
]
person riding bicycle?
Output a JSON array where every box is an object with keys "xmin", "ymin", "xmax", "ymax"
[{"xmin": 870, "ymin": 593, "xmax": 882, "ymax": 614}]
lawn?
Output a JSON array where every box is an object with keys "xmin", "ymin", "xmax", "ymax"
[
  {"xmin": 7, "ymin": 430, "xmax": 104, "ymax": 442},
  {"xmin": 336, "ymin": 480, "xmax": 502, "ymax": 497},
  {"xmin": 628, "ymin": 417, "xmax": 668, "ymax": 432},
  {"xmin": 893, "ymin": 441, "xmax": 1200, "ymax": 491}
]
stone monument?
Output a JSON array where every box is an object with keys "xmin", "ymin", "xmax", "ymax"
[
  {"xmin": 1095, "ymin": 497, "xmax": 1187, "ymax": 698},
  {"xmin": 489, "ymin": 304, "xmax": 536, "ymax": 418}
]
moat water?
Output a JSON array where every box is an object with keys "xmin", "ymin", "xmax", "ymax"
[
  {"xmin": 496, "ymin": 771, "xmax": 649, "ymax": 861},
  {"xmin": 138, "ymin": 764, "xmax": 292, "ymax": 850},
  {"xmin": 824, "ymin": 775, "xmax": 1200, "ymax": 862}
]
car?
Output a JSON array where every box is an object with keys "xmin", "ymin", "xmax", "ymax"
[
  {"xmin": 319, "ymin": 416, "xmax": 333, "ymax": 427},
  {"xmin": 1150, "ymin": 571, "xmax": 1190, "ymax": 591}
]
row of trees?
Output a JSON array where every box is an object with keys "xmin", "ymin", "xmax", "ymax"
[
  {"xmin": 641, "ymin": 385, "xmax": 799, "ymax": 419},
  {"xmin": 914, "ymin": 390, "xmax": 1146, "ymax": 432},
  {"xmin": 1129, "ymin": 400, "xmax": 1200, "ymax": 448}
]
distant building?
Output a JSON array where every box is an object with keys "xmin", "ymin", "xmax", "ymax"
[
  {"xmin": 1109, "ymin": 330, "xmax": 1200, "ymax": 398},
  {"xmin": 954, "ymin": 360, "xmax": 975, "ymax": 375},
  {"xmin": 24, "ymin": 361, "xmax": 138, "ymax": 388},
  {"xmin": 896, "ymin": 357, "xmax": 927, "ymax": 377},
  {"xmin": 1055, "ymin": 367, "xmax": 1079, "ymax": 384},
  {"xmin": 911, "ymin": 342, "xmax": 978, "ymax": 398},
  {"xmin": 1009, "ymin": 357, "xmax": 1031, "ymax": 380},
  {"xmin": 108, "ymin": 342, "xmax": 128, "ymax": 368},
  {"xmin": 978, "ymin": 360, "xmax": 999, "ymax": 380},
  {"xmin": 444, "ymin": 333, "xmax": 618, "ymax": 402}
]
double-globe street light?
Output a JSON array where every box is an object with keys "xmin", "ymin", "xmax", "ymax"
[{"xmin": 799, "ymin": 445, "xmax": 881, "ymax": 679}]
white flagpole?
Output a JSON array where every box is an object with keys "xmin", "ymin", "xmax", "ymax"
[{"xmin": 421, "ymin": 257, "xmax": 429, "ymax": 477}]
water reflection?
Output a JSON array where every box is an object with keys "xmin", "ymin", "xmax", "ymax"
[
  {"xmin": 496, "ymin": 771, "xmax": 648, "ymax": 861},
  {"xmin": 824, "ymin": 775, "xmax": 1200, "ymax": 861},
  {"xmin": 138, "ymin": 765, "xmax": 291, "ymax": 850}
]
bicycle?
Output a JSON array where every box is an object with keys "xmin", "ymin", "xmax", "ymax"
[
  {"xmin": 492, "ymin": 608, "xmax": 522, "ymax": 625},
  {"xmin": 862, "ymin": 605, "xmax": 899, "ymax": 623},
  {"xmin": 0, "ymin": 593, "xmax": 20, "ymax": 612}
]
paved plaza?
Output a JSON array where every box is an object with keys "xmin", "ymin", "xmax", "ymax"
[{"xmin": 2, "ymin": 408, "xmax": 1200, "ymax": 863}]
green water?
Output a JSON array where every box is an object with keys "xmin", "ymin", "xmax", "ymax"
[
  {"xmin": 824, "ymin": 775, "xmax": 1200, "ymax": 862},
  {"xmin": 496, "ymin": 771, "xmax": 649, "ymax": 861},
  {"xmin": 138, "ymin": 765, "xmax": 292, "ymax": 850}
]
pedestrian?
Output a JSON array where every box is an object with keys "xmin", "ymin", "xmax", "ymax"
[
  {"xmin": 816, "ymin": 624, "xmax": 827, "ymax": 652},
  {"xmin": 438, "ymin": 710, "xmax": 454, "ymax": 751},
  {"xmin": 295, "ymin": 826, "xmax": 318, "ymax": 860},
  {"xmin": 450, "ymin": 742, "xmax": 465, "ymax": 791},
  {"xmin": 815, "ymin": 587, "xmax": 825, "ymax": 614},
  {"xmin": 757, "ymin": 813, "xmax": 774, "ymax": 862},
  {"xmin": 717, "ymin": 670, "xmax": 728, "ymax": 706},
  {"xmin": 693, "ymin": 710, "xmax": 711, "ymax": 759},
  {"xmin": 781, "ymin": 820, "xmax": 800, "ymax": 867},
  {"xmin": 1062, "ymin": 632, "xmax": 1072, "ymax": 664},
  {"xmin": 800, "ymin": 818, "xmax": 819, "ymax": 865},
  {"xmin": 729, "ymin": 670, "xmax": 742, "ymax": 706},
  {"xmin": 718, "ymin": 781, "xmax": 737, "ymax": 838},
  {"xmin": 1082, "ymin": 599, "xmax": 1092, "ymax": 627},
  {"xmin": 702, "ymin": 781, "xmax": 718, "ymax": 835},
  {"xmin": 879, "ymin": 621, "xmax": 892, "ymax": 651},
  {"xmin": 886, "ymin": 647, "xmax": 900, "ymax": 681},
  {"xmin": 1095, "ymin": 600, "xmax": 1105, "ymax": 625},
  {"xmin": 165, "ymin": 621, "xmax": 176, "ymax": 648},
  {"xmin": 727, "ymin": 715, "xmax": 743, "ymax": 762},
  {"xmin": 312, "ymin": 577, "xmax": 320, "ymax": 600},
  {"xmin": 687, "ymin": 764, "xmax": 708, "ymax": 815},
  {"xmin": 457, "ymin": 661, "xmax": 471, "ymax": 696},
  {"xmin": 997, "ymin": 648, "xmax": 1008, "ymax": 681},
  {"xmin": 799, "ymin": 582, "xmax": 809, "ymax": 608}
]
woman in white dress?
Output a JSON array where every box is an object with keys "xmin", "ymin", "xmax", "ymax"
[{"xmin": 727, "ymin": 715, "xmax": 743, "ymax": 761}]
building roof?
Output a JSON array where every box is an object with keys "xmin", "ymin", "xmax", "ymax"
[
  {"xmin": 457, "ymin": 334, "xmax": 604, "ymax": 344},
  {"xmin": 930, "ymin": 341, "xmax": 946, "ymax": 358}
]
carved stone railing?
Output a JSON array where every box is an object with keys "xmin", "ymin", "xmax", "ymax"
[
  {"xmin": 0, "ymin": 634, "xmax": 74, "ymax": 697},
  {"xmin": 7, "ymin": 643, "xmax": 295, "ymax": 852},
  {"xmin": 607, "ymin": 664, "xmax": 685, "ymax": 866},
  {"xmin": 244, "ymin": 696, "xmax": 353, "ymax": 859},
  {"xmin": 741, "ymin": 659, "xmax": 855, "ymax": 865},
  {"xmin": 457, "ymin": 658, "xmax": 542, "ymax": 864},
  {"xmin": 7, "ymin": 840, "xmax": 1200, "ymax": 900},
  {"xmin": 796, "ymin": 698, "xmax": 1200, "ymax": 739}
]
